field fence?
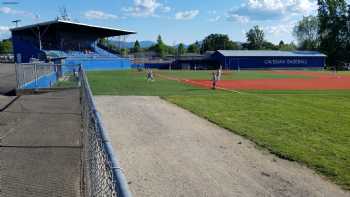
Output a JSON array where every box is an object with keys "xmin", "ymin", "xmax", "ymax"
[
  {"xmin": 14, "ymin": 62, "xmax": 132, "ymax": 196},
  {"xmin": 79, "ymin": 66, "xmax": 132, "ymax": 197},
  {"xmin": 15, "ymin": 63, "xmax": 80, "ymax": 89},
  {"xmin": 15, "ymin": 63, "xmax": 55, "ymax": 88}
]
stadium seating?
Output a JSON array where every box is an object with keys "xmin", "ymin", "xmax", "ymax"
[{"xmin": 42, "ymin": 45, "xmax": 132, "ymax": 71}]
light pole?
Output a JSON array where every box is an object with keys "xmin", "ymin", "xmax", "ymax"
[{"xmin": 12, "ymin": 19, "xmax": 21, "ymax": 27}]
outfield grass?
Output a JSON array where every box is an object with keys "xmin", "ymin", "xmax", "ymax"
[
  {"xmin": 338, "ymin": 71, "xmax": 350, "ymax": 76},
  {"xmin": 156, "ymin": 70, "xmax": 311, "ymax": 80},
  {"xmin": 165, "ymin": 91, "xmax": 350, "ymax": 190},
  {"xmin": 88, "ymin": 70, "xmax": 212, "ymax": 96},
  {"xmin": 89, "ymin": 70, "xmax": 350, "ymax": 190}
]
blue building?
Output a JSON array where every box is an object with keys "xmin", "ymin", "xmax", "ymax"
[
  {"xmin": 10, "ymin": 19, "xmax": 136, "ymax": 70},
  {"xmin": 212, "ymin": 50, "xmax": 327, "ymax": 70}
]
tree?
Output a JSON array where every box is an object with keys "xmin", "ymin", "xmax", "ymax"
[
  {"xmin": 154, "ymin": 35, "xmax": 166, "ymax": 57},
  {"xmin": 318, "ymin": 0, "xmax": 348, "ymax": 68},
  {"xmin": 187, "ymin": 41, "xmax": 201, "ymax": 53},
  {"xmin": 246, "ymin": 26, "xmax": 265, "ymax": 50},
  {"xmin": 201, "ymin": 34, "xmax": 239, "ymax": 52},
  {"xmin": 293, "ymin": 16, "xmax": 320, "ymax": 50},
  {"xmin": 0, "ymin": 39, "xmax": 12, "ymax": 54},
  {"xmin": 262, "ymin": 41, "xmax": 278, "ymax": 50},
  {"xmin": 339, "ymin": 5, "xmax": 350, "ymax": 63},
  {"xmin": 177, "ymin": 43, "xmax": 186, "ymax": 55},
  {"xmin": 278, "ymin": 41, "xmax": 297, "ymax": 51},
  {"xmin": 132, "ymin": 40, "xmax": 141, "ymax": 53}
]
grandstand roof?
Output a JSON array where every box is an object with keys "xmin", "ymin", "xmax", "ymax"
[
  {"xmin": 216, "ymin": 50, "xmax": 327, "ymax": 57},
  {"xmin": 11, "ymin": 19, "xmax": 136, "ymax": 37}
]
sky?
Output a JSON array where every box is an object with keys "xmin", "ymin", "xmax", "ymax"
[{"xmin": 0, "ymin": 0, "xmax": 329, "ymax": 45}]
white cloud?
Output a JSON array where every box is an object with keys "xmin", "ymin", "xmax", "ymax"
[
  {"xmin": 263, "ymin": 24, "xmax": 294, "ymax": 35},
  {"xmin": 0, "ymin": 26, "xmax": 9, "ymax": 33},
  {"xmin": 175, "ymin": 10, "xmax": 199, "ymax": 20},
  {"xmin": 208, "ymin": 10, "xmax": 221, "ymax": 22},
  {"xmin": 209, "ymin": 16, "xmax": 221, "ymax": 22},
  {"xmin": 226, "ymin": 14, "xmax": 249, "ymax": 23},
  {"xmin": 0, "ymin": 26, "xmax": 10, "ymax": 38},
  {"xmin": 123, "ymin": 0, "xmax": 171, "ymax": 17},
  {"xmin": 84, "ymin": 10, "xmax": 118, "ymax": 20},
  {"xmin": 161, "ymin": 6, "xmax": 171, "ymax": 13},
  {"xmin": 226, "ymin": 0, "xmax": 317, "ymax": 22},
  {"xmin": 0, "ymin": 6, "xmax": 34, "ymax": 17},
  {"xmin": 0, "ymin": 7, "xmax": 12, "ymax": 14}
]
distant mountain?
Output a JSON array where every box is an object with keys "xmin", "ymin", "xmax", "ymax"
[{"xmin": 109, "ymin": 40, "xmax": 156, "ymax": 49}]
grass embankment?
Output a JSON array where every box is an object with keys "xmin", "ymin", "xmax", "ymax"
[{"xmin": 88, "ymin": 70, "xmax": 350, "ymax": 190}]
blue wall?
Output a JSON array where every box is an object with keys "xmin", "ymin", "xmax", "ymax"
[
  {"xmin": 213, "ymin": 53, "xmax": 326, "ymax": 69},
  {"xmin": 64, "ymin": 58, "xmax": 132, "ymax": 70},
  {"xmin": 21, "ymin": 72, "xmax": 57, "ymax": 89},
  {"xmin": 12, "ymin": 35, "xmax": 41, "ymax": 63}
]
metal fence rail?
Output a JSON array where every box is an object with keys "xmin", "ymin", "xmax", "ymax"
[
  {"xmin": 15, "ymin": 63, "xmax": 81, "ymax": 89},
  {"xmin": 80, "ymin": 66, "xmax": 132, "ymax": 197},
  {"xmin": 15, "ymin": 63, "xmax": 56, "ymax": 88}
]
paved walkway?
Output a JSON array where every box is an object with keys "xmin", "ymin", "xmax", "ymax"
[
  {"xmin": 0, "ymin": 64, "xmax": 16, "ymax": 95},
  {"xmin": 0, "ymin": 89, "xmax": 82, "ymax": 197},
  {"xmin": 96, "ymin": 96, "xmax": 349, "ymax": 197}
]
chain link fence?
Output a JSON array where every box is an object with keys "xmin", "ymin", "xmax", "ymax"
[
  {"xmin": 14, "ymin": 62, "xmax": 132, "ymax": 196},
  {"xmin": 79, "ymin": 66, "xmax": 132, "ymax": 197},
  {"xmin": 15, "ymin": 63, "xmax": 57, "ymax": 89}
]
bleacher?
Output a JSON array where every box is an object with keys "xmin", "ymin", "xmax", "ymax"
[{"xmin": 42, "ymin": 45, "xmax": 132, "ymax": 71}]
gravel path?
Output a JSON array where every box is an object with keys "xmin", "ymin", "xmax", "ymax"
[{"xmin": 96, "ymin": 96, "xmax": 349, "ymax": 197}]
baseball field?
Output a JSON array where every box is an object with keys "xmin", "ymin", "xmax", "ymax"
[{"xmin": 88, "ymin": 69, "xmax": 350, "ymax": 190}]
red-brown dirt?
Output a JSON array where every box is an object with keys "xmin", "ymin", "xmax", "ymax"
[{"xmin": 182, "ymin": 71, "xmax": 350, "ymax": 91}]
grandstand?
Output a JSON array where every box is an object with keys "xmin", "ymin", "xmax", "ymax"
[{"xmin": 10, "ymin": 19, "xmax": 136, "ymax": 70}]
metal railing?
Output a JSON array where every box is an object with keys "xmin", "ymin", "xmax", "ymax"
[
  {"xmin": 15, "ymin": 63, "xmax": 81, "ymax": 89},
  {"xmin": 79, "ymin": 66, "xmax": 132, "ymax": 197},
  {"xmin": 15, "ymin": 63, "xmax": 57, "ymax": 89}
]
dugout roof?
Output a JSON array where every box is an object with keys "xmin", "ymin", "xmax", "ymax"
[
  {"xmin": 217, "ymin": 50, "xmax": 327, "ymax": 57},
  {"xmin": 10, "ymin": 19, "xmax": 136, "ymax": 37}
]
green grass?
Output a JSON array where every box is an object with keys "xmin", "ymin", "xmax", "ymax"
[
  {"xmin": 156, "ymin": 70, "xmax": 311, "ymax": 80},
  {"xmin": 338, "ymin": 71, "xmax": 350, "ymax": 76},
  {"xmin": 165, "ymin": 91, "xmax": 350, "ymax": 190},
  {"xmin": 88, "ymin": 70, "xmax": 350, "ymax": 190},
  {"xmin": 54, "ymin": 75, "xmax": 79, "ymax": 88},
  {"xmin": 88, "ymin": 70, "xmax": 212, "ymax": 96}
]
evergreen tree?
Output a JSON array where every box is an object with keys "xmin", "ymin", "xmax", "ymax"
[
  {"xmin": 177, "ymin": 43, "xmax": 186, "ymax": 55},
  {"xmin": 155, "ymin": 35, "xmax": 166, "ymax": 57},
  {"xmin": 133, "ymin": 40, "xmax": 141, "ymax": 53}
]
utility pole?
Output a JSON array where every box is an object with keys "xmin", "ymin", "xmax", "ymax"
[{"xmin": 37, "ymin": 26, "xmax": 42, "ymax": 50}]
